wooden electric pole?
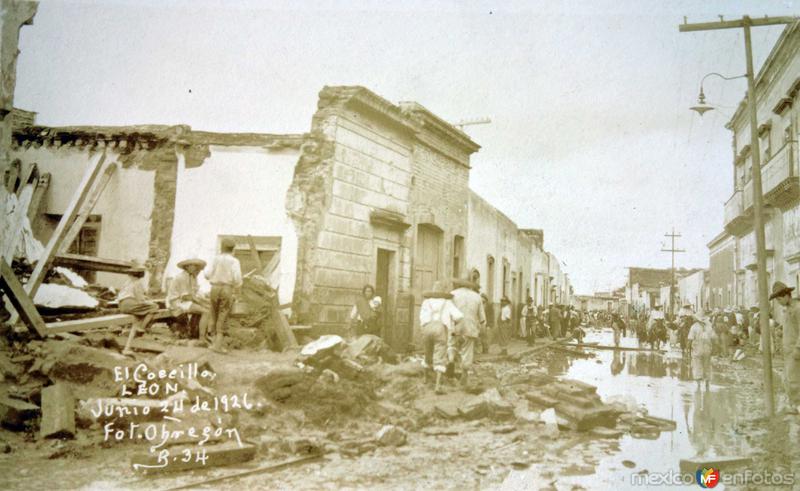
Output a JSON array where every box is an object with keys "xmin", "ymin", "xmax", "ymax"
[
  {"xmin": 661, "ymin": 228, "xmax": 685, "ymax": 320},
  {"xmin": 679, "ymin": 14, "xmax": 797, "ymax": 416}
]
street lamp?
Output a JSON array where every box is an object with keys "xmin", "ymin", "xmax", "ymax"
[
  {"xmin": 689, "ymin": 72, "xmax": 746, "ymax": 117},
  {"xmin": 681, "ymin": 15, "xmax": 798, "ymax": 417}
]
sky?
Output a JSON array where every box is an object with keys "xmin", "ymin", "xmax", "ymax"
[{"xmin": 13, "ymin": 0, "xmax": 799, "ymax": 295}]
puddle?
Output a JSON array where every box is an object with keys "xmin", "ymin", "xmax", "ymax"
[{"xmin": 526, "ymin": 329, "xmax": 754, "ymax": 490}]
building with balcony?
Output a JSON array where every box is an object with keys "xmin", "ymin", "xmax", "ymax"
[
  {"xmin": 707, "ymin": 231, "xmax": 737, "ymax": 309},
  {"xmin": 722, "ymin": 22, "xmax": 800, "ymax": 302}
]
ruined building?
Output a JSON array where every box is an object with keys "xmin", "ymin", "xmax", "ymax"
[{"xmin": 9, "ymin": 85, "xmax": 572, "ymax": 349}]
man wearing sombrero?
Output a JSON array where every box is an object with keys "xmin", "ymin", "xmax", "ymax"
[
  {"xmin": 167, "ymin": 258, "xmax": 210, "ymax": 341},
  {"xmin": 771, "ymin": 281, "xmax": 800, "ymax": 414}
]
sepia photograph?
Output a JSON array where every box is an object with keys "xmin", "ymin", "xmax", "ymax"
[{"xmin": 0, "ymin": 0, "xmax": 799, "ymax": 489}]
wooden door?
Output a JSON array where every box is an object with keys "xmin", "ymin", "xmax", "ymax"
[{"xmin": 415, "ymin": 226, "xmax": 441, "ymax": 293}]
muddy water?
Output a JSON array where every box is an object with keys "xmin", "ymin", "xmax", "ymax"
[{"xmin": 528, "ymin": 329, "xmax": 752, "ymax": 490}]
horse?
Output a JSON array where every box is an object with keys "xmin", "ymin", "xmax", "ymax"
[{"xmin": 647, "ymin": 319, "xmax": 668, "ymax": 350}]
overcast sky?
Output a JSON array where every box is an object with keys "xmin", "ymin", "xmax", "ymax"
[{"xmin": 14, "ymin": 0, "xmax": 798, "ymax": 294}]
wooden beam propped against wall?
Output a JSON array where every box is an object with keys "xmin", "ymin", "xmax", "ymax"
[
  {"xmin": 0, "ymin": 259, "xmax": 46, "ymax": 338},
  {"xmin": 59, "ymin": 162, "xmax": 117, "ymax": 254},
  {"xmin": 8, "ymin": 151, "xmax": 108, "ymax": 326}
]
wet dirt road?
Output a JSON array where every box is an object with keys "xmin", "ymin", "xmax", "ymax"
[{"xmin": 508, "ymin": 328, "xmax": 797, "ymax": 490}]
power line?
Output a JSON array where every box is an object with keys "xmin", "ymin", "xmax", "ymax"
[{"xmin": 660, "ymin": 227, "xmax": 685, "ymax": 319}]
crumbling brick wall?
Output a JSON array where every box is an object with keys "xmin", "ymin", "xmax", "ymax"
[
  {"xmin": 0, "ymin": 1, "xmax": 38, "ymax": 171},
  {"xmin": 286, "ymin": 130, "xmax": 335, "ymax": 326}
]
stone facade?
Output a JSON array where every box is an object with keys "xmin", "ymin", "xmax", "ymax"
[
  {"xmin": 467, "ymin": 191, "xmax": 533, "ymax": 326},
  {"xmin": 722, "ymin": 22, "xmax": 800, "ymax": 304},
  {"xmin": 288, "ymin": 86, "xmax": 479, "ymax": 347},
  {"xmin": 707, "ymin": 231, "xmax": 736, "ymax": 309},
  {"xmin": 8, "ymin": 83, "xmax": 577, "ymax": 349}
]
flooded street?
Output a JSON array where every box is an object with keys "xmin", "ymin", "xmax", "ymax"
[{"xmin": 511, "ymin": 328, "xmax": 762, "ymax": 490}]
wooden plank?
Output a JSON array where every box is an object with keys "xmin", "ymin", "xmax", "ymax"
[
  {"xmin": 60, "ymin": 162, "xmax": 117, "ymax": 254},
  {"xmin": 53, "ymin": 253, "xmax": 144, "ymax": 275},
  {"xmin": 0, "ymin": 259, "xmax": 47, "ymax": 337},
  {"xmin": 45, "ymin": 314, "xmax": 136, "ymax": 333},
  {"xmin": 27, "ymin": 172, "xmax": 50, "ymax": 227},
  {"xmin": 4, "ymin": 159, "xmax": 20, "ymax": 192},
  {"xmin": 562, "ymin": 343, "xmax": 664, "ymax": 353},
  {"xmin": 246, "ymin": 234, "xmax": 263, "ymax": 272},
  {"xmin": 16, "ymin": 162, "xmax": 37, "ymax": 195},
  {"xmin": 9, "ymin": 151, "xmax": 107, "ymax": 325},
  {"xmin": 271, "ymin": 295, "xmax": 297, "ymax": 348},
  {"xmin": 44, "ymin": 310, "xmax": 173, "ymax": 334}
]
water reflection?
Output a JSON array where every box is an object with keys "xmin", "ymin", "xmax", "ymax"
[
  {"xmin": 531, "ymin": 329, "xmax": 752, "ymax": 490},
  {"xmin": 685, "ymin": 386, "xmax": 739, "ymax": 458}
]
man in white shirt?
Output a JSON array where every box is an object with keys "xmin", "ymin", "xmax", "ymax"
[
  {"xmin": 420, "ymin": 281, "xmax": 463, "ymax": 394},
  {"xmin": 450, "ymin": 278, "xmax": 486, "ymax": 387},
  {"xmin": 688, "ymin": 314, "xmax": 716, "ymax": 389},
  {"xmin": 204, "ymin": 239, "xmax": 242, "ymax": 353}
]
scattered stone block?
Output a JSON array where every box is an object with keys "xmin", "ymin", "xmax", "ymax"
[
  {"xmin": 555, "ymin": 404, "xmax": 619, "ymax": 431},
  {"xmin": 344, "ymin": 334, "xmax": 391, "ymax": 361},
  {"xmin": 0, "ymin": 396, "xmax": 39, "ymax": 430},
  {"xmin": 40, "ymin": 383, "xmax": 75, "ymax": 439},
  {"xmin": 0, "ymin": 352, "xmax": 22, "ymax": 381},
  {"xmin": 459, "ymin": 396, "xmax": 490, "ymax": 420},
  {"xmin": 481, "ymin": 388, "xmax": 514, "ymax": 420},
  {"xmin": 376, "ymin": 425, "xmax": 407, "ymax": 447},
  {"xmin": 434, "ymin": 403, "xmax": 459, "ymax": 420},
  {"xmin": 255, "ymin": 367, "xmax": 306, "ymax": 401}
]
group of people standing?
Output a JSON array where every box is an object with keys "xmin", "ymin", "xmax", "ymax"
[
  {"xmin": 419, "ymin": 279, "xmax": 486, "ymax": 394},
  {"xmin": 116, "ymin": 238, "xmax": 243, "ymax": 355},
  {"xmin": 418, "ymin": 279, "xmax": 585, "ymax": 393},
  {"xmin": 629, "ymin": 281, "xmax": 799, "ymax": 413}
]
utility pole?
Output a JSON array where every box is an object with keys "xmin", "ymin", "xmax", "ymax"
[
  {"xmin": 661, "ymin": 228, "xmax": 685, "ymax": 320},
  {"xmin": 679, "ymin": 15, "xmax": 797, "ymax": 416}
]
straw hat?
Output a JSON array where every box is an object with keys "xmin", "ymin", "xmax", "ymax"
[
  {"xmin": 452, "ymin": 277, "xmax": 479, "ymax": 291},
  {"xmin": 769, "ymin": 281, "xmax": 794, "ymax": 300},
  {"xmin": 423, "ymin": 280, "xmax": 453, "ymax": 299},
  {"xmin": 177, "ymin": 258, "xmax": 207, "ymax": 271}
]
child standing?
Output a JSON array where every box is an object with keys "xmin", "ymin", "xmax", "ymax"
[{"xmin": 204, "ymin": 239, "xmax": 242, "ymax": 354}]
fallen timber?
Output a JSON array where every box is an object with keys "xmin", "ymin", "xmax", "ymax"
[{"xmin": 562, "ymin": 343, "xmax": 666, "ymax": 353}]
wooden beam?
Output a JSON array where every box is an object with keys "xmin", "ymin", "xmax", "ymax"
[
  {"xmin": 60, "ymin": 162, "xmax": 117, "ymax": 254},
  {"xmin": 9, "ymin": 151, "xmax": 107, "ymax": 325},
  {"xmin": 45, "ymin": 314, "xmax": 136, "ymax": 333},
  {"xmin": 53, "ymin": 253, "xmax": 144, "ymax": 275},
  {"xmin": 270, "ymin": 295, "xmax": 297, "ymax": 349},
  {"xmin": 246, "ymin": 235, "xmax": 263, "ymax": 272},
  {"xmin": 27, "ymin": 172, "xmax": 50, "ymax": 227},
  {"xmin": 4, "ymin": 159, "xmax": 20, "ymax": 193},
  {"xmin": 679, "ymin": 16, "xmax": 797, "ymax": 32},
  {"xmin": 45, "ymin": 310, "xmax": 173, "ymax": 334},
  {"xmin": 16, "ymin": 162, "xmax": 37, "ymax": 195},
  {"xmin": 0, "ymin": 259, "xmax": 46, "ymax": 337}
]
